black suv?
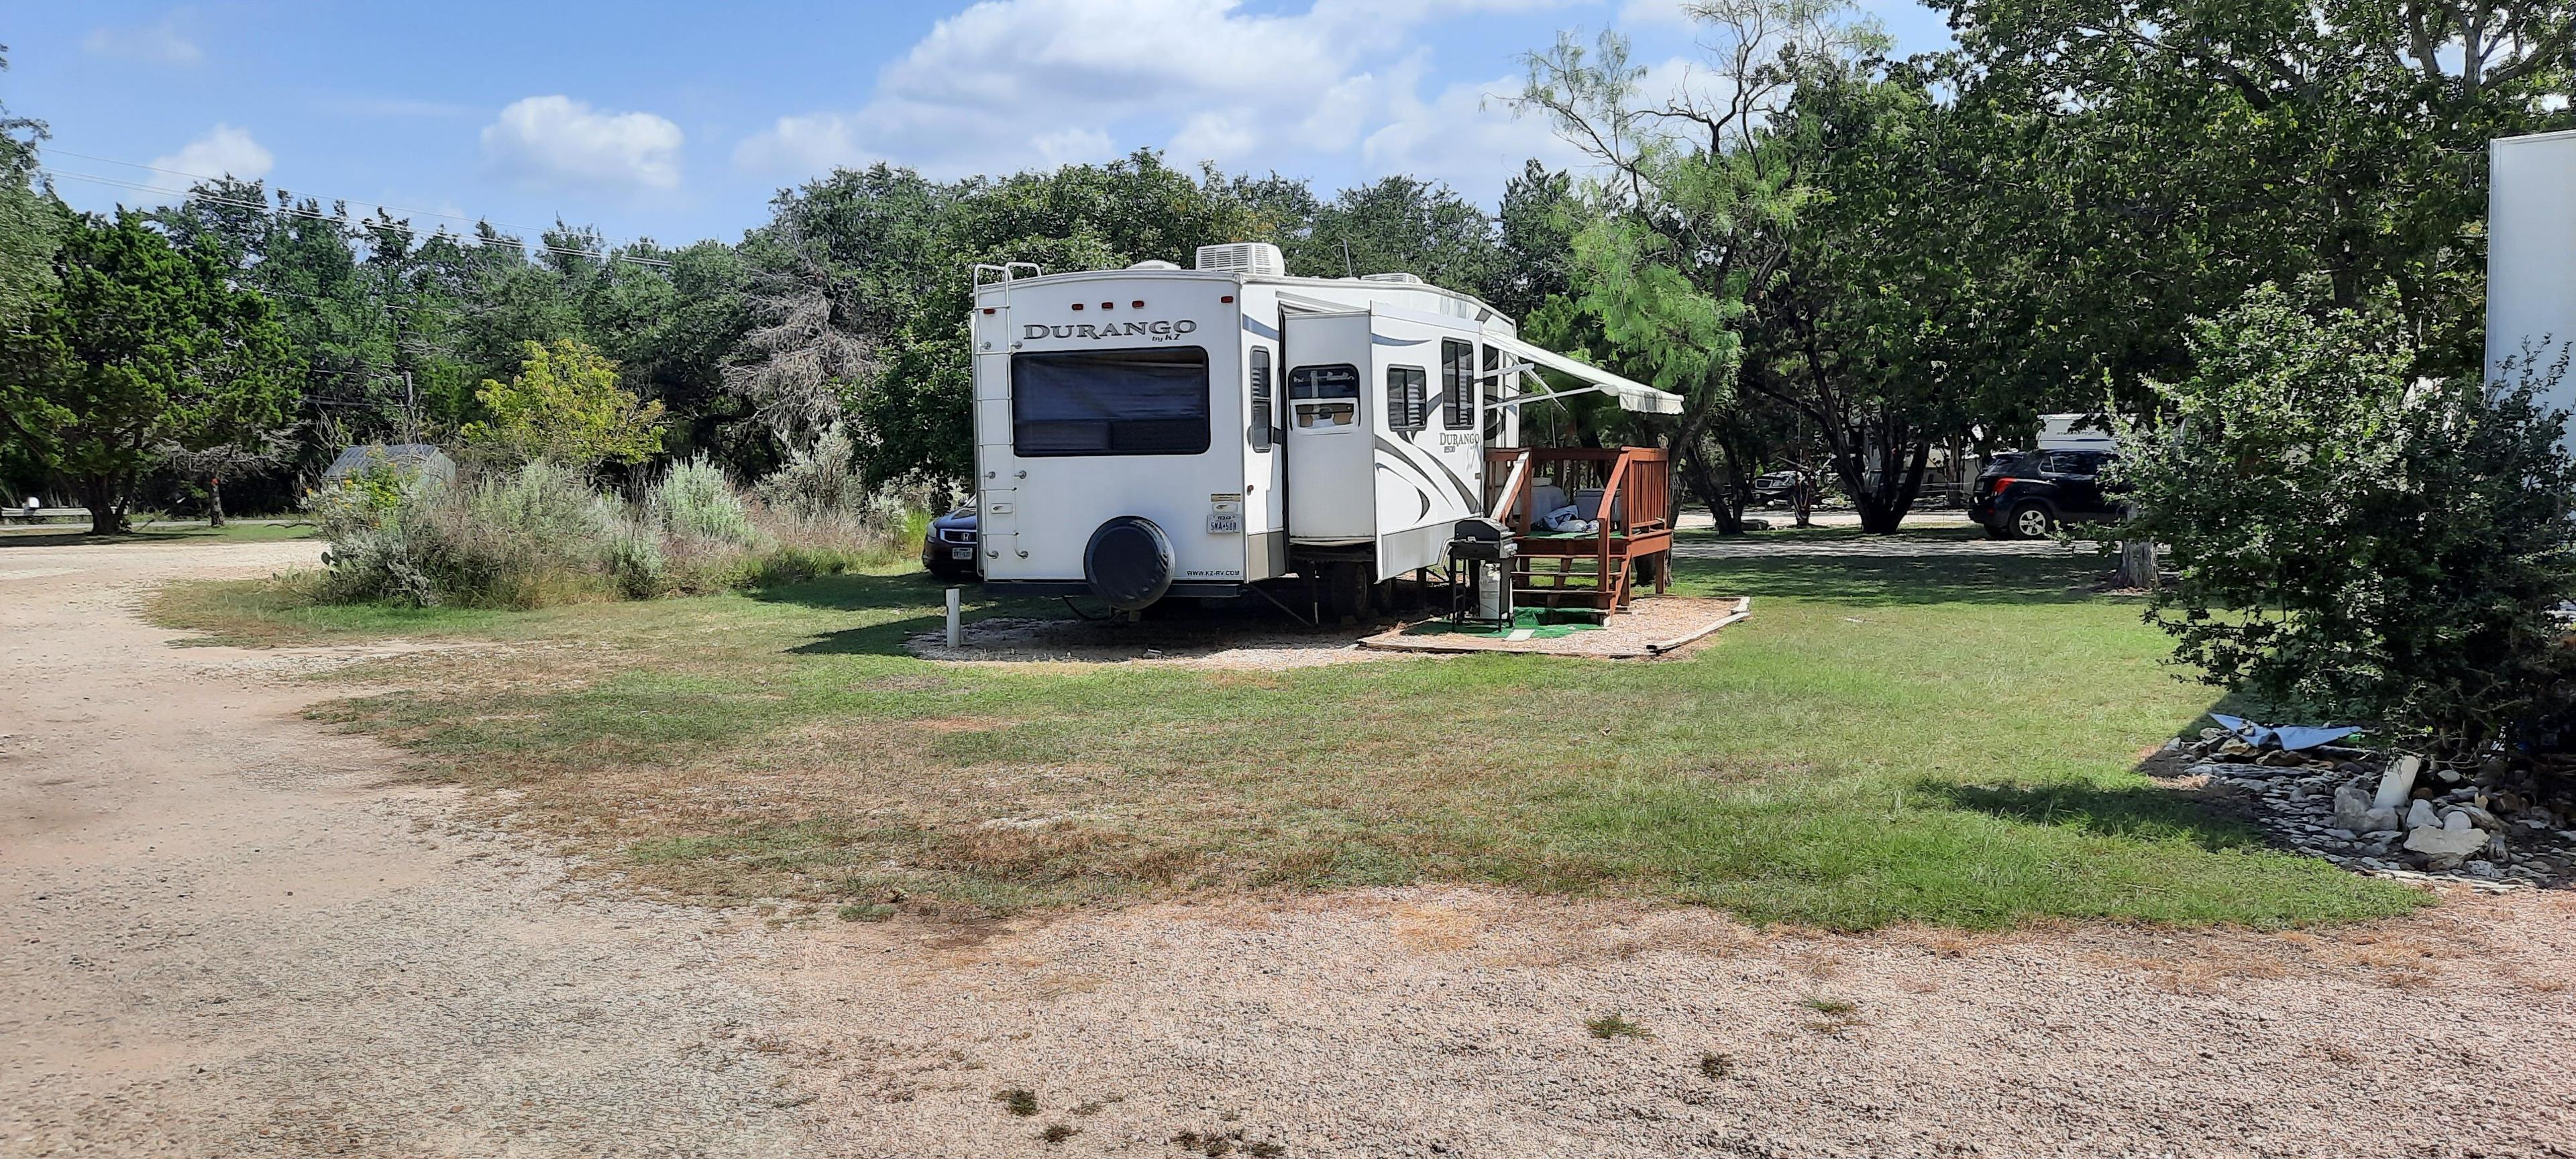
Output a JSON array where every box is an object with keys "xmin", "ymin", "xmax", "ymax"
[{"xmin": 1972, "ymin": 449, "xmax": 2123, "ymax": 539}]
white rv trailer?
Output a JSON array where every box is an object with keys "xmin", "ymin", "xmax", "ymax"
[
  {"xmin": 2487, "ymin": 129, "xmax": 2576, "ymax": 449},
  {"xmin": 968, "ymin": 243, "xmax": 1680, "ymax": 614}
]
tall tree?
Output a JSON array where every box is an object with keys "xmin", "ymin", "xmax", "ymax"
[
  {"xmin": 0, "ymin": 47, "xmax": 62, "ymax": 502},
  {"xmin": 1940, "ymin": 0, "xmax": 2573, "ymax": 385},
  {"xmin": 1293, "ymin": 175, "xmax": 1501, "ymax": 288},
  {"xmin": 1737, "ymin": 59, "xmax": 2064, "ymax": 531},
  {"xmin": 730, "ymin": 164, "xmax": 953, "ymax": 463},
  {"xmin": 0, "ymin": 212, "xmax": 293, "ymax": 533},
  {"xmin": 1515, "ymin": 2, "xmax": 1887, "ymax": 524},
  {"xmin": 1486, "ymin": 160, "xmax": 1581, "ymax": 320},
  {"xmin": 0, "ymin": 48, "xmax": 59, "ymax": 332}
]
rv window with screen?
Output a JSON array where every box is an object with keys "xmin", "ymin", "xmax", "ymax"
[
  {"xmin": 1248, "ymin": 346, "xmax": 1274, "ymax": 451},
  {"xmin": 1289, "ymin": 364, "xmax": 1360, "ymax": 400},
  {"xmin": 1442, "ymin": 339, "xmax": 1475, "ymax": 429},
  {"xmin": 1012, "ymin": 347, "xmax": 1211, "ymax": 457},
  {"xmin": 1387, "ymin": 366, "xmax": 1428, "ymax": 432}
]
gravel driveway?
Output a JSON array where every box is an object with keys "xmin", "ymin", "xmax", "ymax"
[
  {"xmin": 1, "ymin": 539, "xmax": 809, "ymax": 1158},
  {"xmin": 6, "ymin": 539, "xmax": 2573, "ymax": 1158}
]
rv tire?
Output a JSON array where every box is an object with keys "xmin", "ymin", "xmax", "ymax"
[{"xmin": 1320, "ymin": 562, "xmax": 1370, "ymax": 622}]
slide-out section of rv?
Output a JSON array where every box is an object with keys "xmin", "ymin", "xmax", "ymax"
[{"xmin": 967, "ymin": 243, "xmax": 1681, "ymax": 617}]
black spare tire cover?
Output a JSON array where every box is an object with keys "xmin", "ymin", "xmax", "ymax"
[{"xmin": 1083, "ymin": 516, "xmax": 1175, "ymax": 610}]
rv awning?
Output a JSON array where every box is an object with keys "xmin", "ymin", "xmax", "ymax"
[{"xmin": 1489, "ymin": 335, "xmax": 1684, "ymax": 415}]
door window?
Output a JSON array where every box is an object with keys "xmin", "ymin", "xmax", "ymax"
[
  {"xmin": 1294, "ymin": 402, "xmax": 1356, "ymax": 429},
  {"xmin": 1289, "ymin": 364, "xmax": 1360, "ymax": 432}
]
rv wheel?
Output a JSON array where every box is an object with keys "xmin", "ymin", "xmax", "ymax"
[
  {"xmin": 1083, "ymin": 516, "xmax": 1176, "ymax": 612},
  {"xmin": 1320, "ymin": 561, "xmax": 1371, "ymax": 622}
]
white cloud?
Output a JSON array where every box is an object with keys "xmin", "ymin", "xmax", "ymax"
[
  {"xmin": 1168, "ymin": 112, "xmax": 1258, "ymax": 162},
  {"xmin": 1617, "ymin": 0, "xmax": 1697, "ymax": 27},
  {"xmin": 152, "ymin": 123, "xmax": 273, "ymax": 182},
  {"xmin": 1361, "ymin": 72, "xmax": 1591, "ymax": 203},
  {"xmin": 83, "ymin": 12, "xmax": 201, "ymax": 64},
  {"xmin": 480, "ymin": 96, "xmax": 684, "ymax": 190},
  {"xmin": 734, "ymin": 0, "xmax": 1580, "ymax": 185},
  {"xmin": 733, "ymin": 112, "xmax": 871, "ymax": 173}
]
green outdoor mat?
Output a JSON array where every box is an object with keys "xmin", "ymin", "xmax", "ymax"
[{"xmin": 1404, "ymin": 609, "xmax": 1605, "ymax": 640}]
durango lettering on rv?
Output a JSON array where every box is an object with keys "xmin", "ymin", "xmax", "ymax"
[{"xmin": 1023, "ymin": 320, "xmax": 1197, "ymax": 341}]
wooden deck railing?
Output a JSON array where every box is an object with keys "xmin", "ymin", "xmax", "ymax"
[
  {"xmin": 1485, "ymin": 447, "xmax": 1670, "ymax": 533},
  {"xmin": 1481, "ymin": 446, "xmax": 1674, "ymax": 610}
]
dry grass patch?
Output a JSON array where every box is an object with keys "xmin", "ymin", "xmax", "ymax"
[{"xmin": 1391, "ymin": 902, "xmax": 1482, "ymax": 952}]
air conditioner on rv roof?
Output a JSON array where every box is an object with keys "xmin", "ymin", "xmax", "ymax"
[{"xmin": 1193, "ymin": 242, "xmax": 1285, "ymax": 276}]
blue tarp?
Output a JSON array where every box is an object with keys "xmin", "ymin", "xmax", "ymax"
[{"xmin": 2209, "ymin": 712, "xmax": 2361, "ymax": 752}]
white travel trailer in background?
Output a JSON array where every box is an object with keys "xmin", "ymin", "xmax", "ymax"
[
  {"xmin": 968, "ymin": 243, "xmax": 1680, "ymax": 617},
  {"xmin": 2488, "ymin": 129, "xmax": 2576, "ymax": 449}
]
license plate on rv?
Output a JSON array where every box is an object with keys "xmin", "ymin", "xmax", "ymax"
[
  {"xmin": 951, "ymin": 546, "xmax": 974, "ymax": 560},
  {"xmin": 1206, "ymin": 512, "xmax": 1242, "ymax": 534}
]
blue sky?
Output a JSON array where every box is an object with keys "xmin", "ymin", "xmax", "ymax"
[{"xmin": 9, "ymin": 0, "xmax": 1953, "ymax": 250}]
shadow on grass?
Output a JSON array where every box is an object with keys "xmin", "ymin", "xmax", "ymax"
[
  {"xmin": 787, "ymin": 616, "xmax": 949, "ymax": 656},
  {"xmin": 1675, "ymin": 552, "xmax": 2106, "ymax": 606},
  {"xmin": 1922, "ymin": 777, "xmax": 2262, "ymax": 852},
  {"xmin": 747, "ymin": 570, "xmax": 957, "ymax": 613},
  {"xmin": 1, "ymin": 527, "xmax": 247, "ymax": 547}
]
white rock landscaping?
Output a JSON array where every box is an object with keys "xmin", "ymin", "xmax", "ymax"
[{"xmin": 2166, "ymin": 728, "xmax": 2576, "ymax": 891}]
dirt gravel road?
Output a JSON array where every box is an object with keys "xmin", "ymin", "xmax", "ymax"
[
  {"xmin": 1, "ymin": 539, "xmax": 809, "ymax": 1158},
  {"xmin": 6, "ymin": 540, "xmax": 2575, "ymax": 1158}
]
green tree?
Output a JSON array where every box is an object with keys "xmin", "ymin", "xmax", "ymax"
[
  {"xmin": 729, "ymin": 164, "xmax": 954, "ymax": 459},
  {"xmin": 2118, "ymin": 282, "xmax": 2576, "ymax": 755},
  {"xmin": 1940, "ymin": 0, "xmax": 2573, "ymax": 390},
  {"xmin": 1292, "ymin": 175, "xmax": 1501, "ymax": 289},
  {"xmin": 0, "ymin": 47, "xmax": 60, "ymax": 331},
  {"xmin": 1487, "ymin": 160, "xmax": 1581, "ymax": 320},
  {"xmin": 1515, "ymin": 3, "xmax": 1885, "ymax": 522},
  {"xmin": 583, "ymin": 239, "xmax": 749, "ymax": 465},
  {"xmin": 462, "ymin": 338, "xmax": 666, "ymax": 470},
  {"xmin": 0, "ymin": 211, "xmax": 294, "ymax": 533},
  {"xmin": 1207, "ymin": 168, "xmax": 1320, "ymax": 252},
  {"xmin": 1737, "ymin": 59, "xmax": 2065, "ymax": 531}
]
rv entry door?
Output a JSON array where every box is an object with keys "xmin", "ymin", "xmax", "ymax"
[{"xmin": 1281, "ymin": 311, "xmax": 1375, "ymax": 547}]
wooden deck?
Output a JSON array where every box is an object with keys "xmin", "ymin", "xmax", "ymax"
[{"xmin": 1483, "ymin": 446, "xmax": 1674, "ymax": 612}]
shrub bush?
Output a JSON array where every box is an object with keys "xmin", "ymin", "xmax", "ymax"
[
  {"xmin": 754, "ymin": 425, "xmax": 867, "ymax": 518},
  {"xmin": 653, "ymin": 456, "xmax": 761, "ymax": 547},
  {"xmin": 310, "ymin": 454, "xmax": 932, "ymax": 608},
  {"xmin": 2116, "ymin": 282, "xmax": 2576, "ymax": 756}
]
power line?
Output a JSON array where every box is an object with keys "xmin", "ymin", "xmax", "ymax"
[{"xmin": 40, "ymin": 167, "xmax": 673, "ymax": 269}]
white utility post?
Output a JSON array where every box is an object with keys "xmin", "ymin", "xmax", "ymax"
[{"xmin": 945, "ymin": 586, "xmax": 962, "ymax": 649}]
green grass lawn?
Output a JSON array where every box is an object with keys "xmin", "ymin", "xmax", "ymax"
[{"xmin": 148, "ymin": 527, "xmax": 2426, "ymax": 930}]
